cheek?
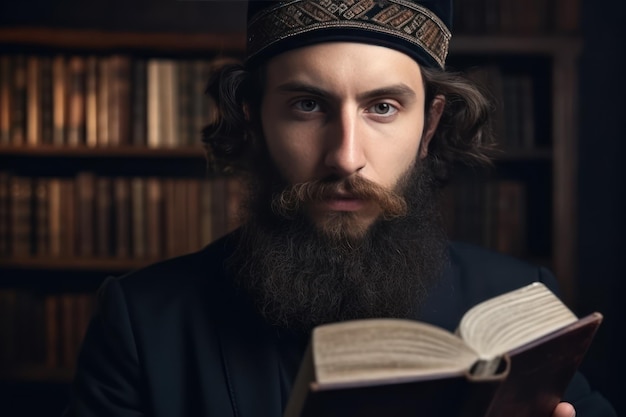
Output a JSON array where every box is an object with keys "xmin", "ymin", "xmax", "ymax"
[
  {"xmin": 373, "ymin": 130, "xmax": 422, "ymax": 186},
  {"xmin": 262, "ymin": 119, "xmax": 319, "ymax": 184}
]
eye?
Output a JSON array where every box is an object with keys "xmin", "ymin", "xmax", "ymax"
[
  {"xmin": 294, "ymin": 99, "xmax": 321, "ymax": 112},
  {"xmin": 367, "ymin": 102, "xmax": 398, "ymax": 116}
]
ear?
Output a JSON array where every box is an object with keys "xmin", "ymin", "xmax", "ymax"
[
  {"xmin": 419, "ymin": 94, "xmax": 445, "ymax": 159},
  {"xmin": 243, "ymin": 102, "xmax": 251, "ymax": 122}
]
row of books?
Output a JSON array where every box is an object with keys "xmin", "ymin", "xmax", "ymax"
[
  {"xmin": 453, "ymin": 0, "xmax": 578, "ymax": 34},
  {"xmin": 0, "ymin": 290, "xmax": 94, "ymax": 371},
  {"xmin": 442, "ymin": 178, "xmax": 527, "ymax": 257},
  {"xmin": 0, "ymin": 172, "xmax": 243, "ymax": 260},
  {"xmin": 0, "ymin": 54, "xmax": 230, "ymax": 149},
  {"xmin": 467, "ymin": 66, "xmax": 538, "ymax": 151}
]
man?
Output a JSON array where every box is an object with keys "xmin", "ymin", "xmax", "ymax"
[{"xmin": 66, "ymin": 1, "xmax": 616, "ymax": 416}]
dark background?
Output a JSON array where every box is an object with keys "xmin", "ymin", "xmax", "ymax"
[{"xmin": 0, "ymin": 0, "xmax": 624, "ymax": 415}]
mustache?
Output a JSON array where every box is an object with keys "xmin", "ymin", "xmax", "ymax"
[{"xmin": 272, "ymin": 175, "xmax": 408, "ymax": 219}]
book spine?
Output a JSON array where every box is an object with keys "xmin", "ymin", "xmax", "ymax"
[
  {"xmin": 109, "ymin": 55, "xmax": 131, "ymax": 147},
  {"xmin": 74, "ymin": 294, "xmax": 93, "ymax": 362},
  {"xmin": 10, "ymin": 176, "xmax": 32, "ymax": 257},
  {"xmin": 492, "ymin": 180, "xmax": 527, "ymax": 257},
  {"xmin": 164, "ymin": 178, "xmax": 177, "ymax": 257},
  {"xmin": 60, "ymin": 178, "xmax": 76, "ymax": 257},
  {"xmin": 177, "ymin": 60, "xmax": 190, "ymax": 147},
  {"xmin": 76, "ymin": 172, "xmax": 95, "ymax": 257},
  {"xmin": 48, "ymin": 178, "xmax": 62, "ymax": 257},
  {"xmin": 0, "ymin": 56, "xmax": 11, "ymax": 145},
  {"xmin": 131, "ymin": 58, "xmax": 147, "ymax": 147},
  {"xmin": 146, "ymin": 59, "xmax": 161, "ymax": 148},
  {"xmin": 59, "ymin": 294, "xmax": 75, "ymax": 368},
  {"xmin": 34, "ymin": 178, "xmax": 49, "ymax": 257},
  {"xmin": 160, "ymin": 60, "xmax": 177, "ymax": 148},
  {"xmin": 113, "ymin": 177, "xmax": 131, "ymax": 258},
  {"xmin": 146, "ymin": 177, "xmax": 163, "ymax": 259},
  {"xmin": 40, "ymin": 56, "xmax": 54, "ymax": 145},
  {"xmin": 26, "ymin": 56, "xmax": 42, "ymax": 146},
  {"xmin": 95, "ymin": 176, "xmax": 113, "ymax": 258},
  {"xmin": 66, "ymin": 56, "xmax": 86, "ymax": 147},
  {"xmin": 85, "ymin": 56, "xmax": 99, "ymax": 148},
  {"xmin": 52, "ymin": 55, "xmax": 66, "ymax": 146},
  {"xmin": 130, "ymin": 177, "xmax": 146, "ymax": 258},
  {"xmin": 44, "ymin": 295, "xmax": 60, "ymax": 369},
  {"xmin": 97, "ymin": 57, "xmax": 110, "ymax": 147},
  {"xmin": 10, "ymin": 55, "xmax": 26, "ymax": 146},
  {"xmin": 0, "ymin": 172, "xmax": 9, "ymax": 256}
]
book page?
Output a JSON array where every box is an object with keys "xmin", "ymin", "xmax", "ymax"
[
  {"xmin": 312, "ymin": 319, "xmax": 479, "ymax": 385},
  {"xmin": 458, "ymin": 283, "xmax": 578, "ymax": 360}
]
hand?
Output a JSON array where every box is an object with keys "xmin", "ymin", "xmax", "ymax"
[{"xmin": 553, "ymin": 402, "xmax": 576, "ymax": 417}]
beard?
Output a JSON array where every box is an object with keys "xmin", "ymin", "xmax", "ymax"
[{"xmin": 227, "ymin": 158, "xmax": 449, "ymax": 333}]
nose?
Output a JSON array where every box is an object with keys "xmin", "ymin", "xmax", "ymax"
[{"xmin": 324, "ymin": 109, "xmax": 366, "ymax": 177}]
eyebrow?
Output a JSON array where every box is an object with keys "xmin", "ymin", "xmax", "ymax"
[{"xmin": 275, "ymin": 81, "xmax": 417, "ymax": 102}]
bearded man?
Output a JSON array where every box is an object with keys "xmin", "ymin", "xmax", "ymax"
[{"xmin": 65, "ymin": 1, "xmax": 616, "ymax": 416}]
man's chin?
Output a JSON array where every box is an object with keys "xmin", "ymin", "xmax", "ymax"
[{"xmin": 308, "ymin": 210, "xmax": 380, "ymax": 244}]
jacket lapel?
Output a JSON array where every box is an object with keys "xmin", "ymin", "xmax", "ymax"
[{"xmin": 217, "ymin": 290, "xmax": 284, "ymax": 417}]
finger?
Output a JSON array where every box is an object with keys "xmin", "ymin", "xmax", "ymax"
[{"xmin": 553, "ymin": 402, "xmax": 576, "ymax": 417}]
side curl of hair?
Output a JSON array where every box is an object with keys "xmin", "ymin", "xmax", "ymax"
[{"xmin": 202, "ymin": 61, "xmax": 496, "ymax": 183}]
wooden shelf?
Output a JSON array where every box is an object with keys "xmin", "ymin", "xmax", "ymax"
[
  {"xmin": 0, "ymin": 28, "xmax": 580, "ymax": 57},
  {"xmin": 0, "ymin": 145, "xmax": 207, "ymax": 159},
  {"xmin": 0, "ymin": 257, "xmax": 161, "ymax": 272},
  {"xmin": 0, "ymin": 27, "xmax": 246, "ymax": 54},
  {"xmin": 450, "ymin": 35, "xmax": 582, "ymax": 56},
  {"xmin": 0, "ymin": 365, "xmax": 73, "ymax": 383}
]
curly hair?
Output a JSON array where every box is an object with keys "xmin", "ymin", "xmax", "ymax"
[{"xmin": 202, "ymin": 60, "xmax": 496, "ymax": 184}]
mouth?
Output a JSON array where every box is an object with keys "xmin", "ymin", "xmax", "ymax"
[{"xmin": 319, "ymin": 193, "xmax": 367, "ymax": 212}]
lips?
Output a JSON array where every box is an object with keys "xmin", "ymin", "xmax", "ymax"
[{"xmin": 320, "ymin": 193, "xmax": 366, "ymax": 212}]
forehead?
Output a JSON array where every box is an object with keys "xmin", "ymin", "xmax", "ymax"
[{"xmin": 263, "ymin": 42, "xmax": 425, "ymax": 95}]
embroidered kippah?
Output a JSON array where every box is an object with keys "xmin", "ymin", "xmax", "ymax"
[{"xmin": 246, "ymin": 0, "xmax": 452, "ymax": 69}]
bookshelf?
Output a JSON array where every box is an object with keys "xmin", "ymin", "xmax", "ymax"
[
  {"xmin": 444, "ymin": 35, "xmax": 581, "ymax": 305},
  {"xmin": 0, "ymin": 27, "xmax": 246, "ymax": 385},
  {"xmin": 0, "ymin": 5, "xmax": 581, "ymax": 386}
]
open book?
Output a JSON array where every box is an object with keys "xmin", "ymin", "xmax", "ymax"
[{"xmin": 284, "ymin": 282, "xmax": 602, "ymax": 417}]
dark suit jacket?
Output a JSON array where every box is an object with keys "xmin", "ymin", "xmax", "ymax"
[{"xmin": 65, "ymin": 234, "xmax": 616, "ymax": 417}]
